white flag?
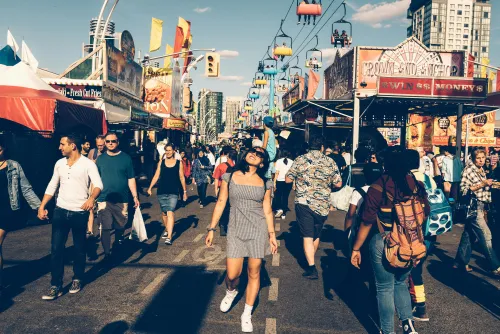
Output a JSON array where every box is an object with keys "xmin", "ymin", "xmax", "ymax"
[
  {"xmin": 21, "ymin": 40, "xmax": 39, "ymax": 71},
  {"xmin": 7, "ymin": 30, "xmax": 19, "ymax": 53}
]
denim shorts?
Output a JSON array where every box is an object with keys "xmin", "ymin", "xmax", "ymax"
[{"xmin": 158, "ymin": 194, "xmax": 178, "ymax": 213}]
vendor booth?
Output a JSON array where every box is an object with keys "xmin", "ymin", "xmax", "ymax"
[{"xmin": 283, "ymin": 37, "xmax": 496, "ymax": 161}]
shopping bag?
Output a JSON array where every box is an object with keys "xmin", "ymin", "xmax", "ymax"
[
  {"xmin": 330, "ymin": 168, "xmax": 353, "ymax": 212},
  {"xmin": 129, "ymin": 208, "xmax": 148, "ymax": 242}
]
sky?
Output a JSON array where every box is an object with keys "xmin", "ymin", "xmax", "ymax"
[{"xmin": 1, "ymin": 0, "xmax": 500, "ymax": 109}]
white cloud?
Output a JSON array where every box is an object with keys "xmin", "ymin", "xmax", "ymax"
[
  {"xmin": 194, "ymin": 7, "xmax": 211, "ymax": 13},
  {"xmin": 241, "ymin": 82, "xmax": 253, "ymax": 87},
  {"xmin": 384, "ymin": 24, "xmax": 392, "ymax": 28},
  {"xmin": 352, "ymin": 0, "xmax": 409, "ymax": 26},
  {"xmin": 218, "ymin": 50, "xmax": 240, "ymax": 59},
  {"xmin": 214, "ymin": 75, "xmax": 244, "ymax": 81}
]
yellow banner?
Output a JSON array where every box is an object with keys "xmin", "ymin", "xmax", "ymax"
[
  {"xmin": 164, "ymin": 44, "xmax": 173, "ymax": 68},
  {"xmin": 481, "ymin": 57, "xmax": 490, "ymax": 78},
  {"xmin": 149, "ymin": 18, "xmax": 163, "ymax": 52},
  {"xmin": 489, "ymin": 70, "xmax": 496, "ymax": 93},
  {"xmin": 178, "ymin": 17, "xmax": 190, "ymax": 44}
]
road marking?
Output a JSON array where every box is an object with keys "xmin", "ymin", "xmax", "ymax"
[
  {"xmin": 193, "ymin": 233, "xmax": 204, "ymax": 242},
  {"xmin": 173, "ymin": 250, "xmax": 190, "ymax": 263},
  {"xmin": 265, "ymin": 318, "xmax": 277, "ymax": 334},
  {"xmin": 275, "ymin": 223, "xmax": 281, "ymax": 232},
  {"xmin": 268, "ymin": 278, "xmax": 279, "ymax": 301},
  {"xmin": 141, "ymin": 272, "xmax": 169, "ymax": 295},
  {"xmin": 192, "ymin": 244, "xmax": 226, "ymax": 265},
  {"xmin": 272, "ymin": 253, "xmax": 280, "ymax": 266}
]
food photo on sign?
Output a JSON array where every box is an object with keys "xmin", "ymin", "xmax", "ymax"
[
  {"xmin": 407, "ymin": 114, "xmax": 433, "ymax": 151},
  {"xmin": 432, "ymin": 111, "xmax": 496, "ymax": 146}
]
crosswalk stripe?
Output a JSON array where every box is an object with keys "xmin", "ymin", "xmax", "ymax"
[
  {"xmin": 173, "ymin": 250, "xmax": 190, "ymax": 263},
  {"xmin": 141, "ymin": 272, "xmax": 170, "ymax": 295},
  {"xmin": 268, "ymin": 278, "xmax": 279, "ymax": 301},
  {"xmin": 272, "ymin": 253, "xmax": 280, "ymax": 266},
  {"xmin": 193, "ymin": 233, "xmax": 204, "ymax": 242},
  {"xmin": 265, "ymin": 318, "xmax": 277, "ymax": 334}
]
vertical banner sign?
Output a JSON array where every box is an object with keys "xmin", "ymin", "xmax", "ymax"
[
  {"xmin": 481, "ymin": 58, "xmax": 489, "ymax": 78},
  {"xmin": 173, "ymin": 27, "xmax": 184, "ymax": 58},
  {"xmin": 467, "ymin": 53, "xmax": 475, "ymax": 78},
  {"xmin": 164, "ymin": 44, "xmax": 173, "ymax": 68},
  {"xmin": 149, "ymin": 18, "xmax": 163, "ymax": 52},
  {"xmin": 307, "ymin": 69, "xmax": 320, "ymax": 99}
]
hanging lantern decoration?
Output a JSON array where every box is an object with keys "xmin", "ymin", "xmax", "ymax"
[
  {"xmin": 473, "ymin": 114, "xmax": 487, "ymax": 127},
  {"xmin": 438, "ymin": 117, "xmax": 450, "ymax": 130}
]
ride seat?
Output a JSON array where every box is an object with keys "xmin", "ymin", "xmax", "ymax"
[
  {"xmin": 297, "ymin": 4, "xmax": 322, "ymax": 16},
  {"xmin": 255, "ymin": 79, "xmax": 268, "ymax": 85},
  {"xmin": 305, "ymin": 60, "xmax": 322, "ymax": 68},
  {"xmin": 274, "ymin": 47, "xmax": 293, "ymax": 57},
  {"xmin": 263, "ymin": 67, "xmax": 278, "ymax": 75}
]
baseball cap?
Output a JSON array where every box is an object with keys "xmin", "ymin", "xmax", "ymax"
[{"xmin": 263, "ymin": 116, "xmax": 274, "ymax": 128}]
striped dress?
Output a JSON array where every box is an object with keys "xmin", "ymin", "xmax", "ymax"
[{"xmin": 222, "ymin": 173, "xmax": 273, "ymax": 259}]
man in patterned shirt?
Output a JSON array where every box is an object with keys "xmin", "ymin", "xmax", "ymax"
[{"xmin": 286, "ymin": 137, "xmax": 342, "ymax": 279}]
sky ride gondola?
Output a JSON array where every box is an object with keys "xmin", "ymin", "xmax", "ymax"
[
  {"xmin": 273, "ymin": 20, "xmax": 293, "ymax": 60},
  {"xmin": 244, "ymin": 99, "xmax": 253, "ymax": 111},
  {"xmin": 296, "ymin": 0, "xmax": 322, "ymax": 25},
  {"xmin": 331, "ymin": 2, "xmax": 352, "ymax": 48},
  {"xmin": 263, "ymin": 56, "xmax": 278, "ymax": 77},
  {"xmin": 305, "ymin": 35, "xmax": 322, "ymax": 71},
  {"xmin": 288, "ymin": 57, "xmax": 302, "ymax": 85},
  {"xmin": 249, "ymin": 87, "xmax": 260, "ymax": 101},
  {"xmin": 254, "ymin": 71, "xmax": 267, "ymax": 87},
  {"xmin": 276, "ymin": 75, "xmax": 290, "ymax": 93}
]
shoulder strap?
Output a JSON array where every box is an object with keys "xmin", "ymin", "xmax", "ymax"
[
  {"xmin": 92, "ymin": 149, "xmax": 98, "ymax": 160},
  {"xmin": 355, "ymin": 187, "xmax": 367, "ymax": 198}
]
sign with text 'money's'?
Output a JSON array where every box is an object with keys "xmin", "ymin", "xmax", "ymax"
[{"xmin": 377, "ymin": 77, "xmax": 488, "ymax": 100}]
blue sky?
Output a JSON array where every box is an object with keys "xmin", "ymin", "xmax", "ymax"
[{"xmin": 1, "ymin": 0, "xmax": 500, "ymax": 107}]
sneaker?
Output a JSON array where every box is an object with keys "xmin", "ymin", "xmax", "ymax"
[
  {"xmin": 162, "ymin": 232, "xmax": 169, "ymax": 239},
  {"xmin": 402, "ymin": 319, "xmax": 418, "ymax": 334},
  {"xmin": 69, "ymin": 280, "xmax": 82, "ymax": 294},
  {"xmin": 220, "ymin": 289, "xmax": 238, "ymax": 313},
  {"xmin": 42, "ymin": 286, "xmax": 62, "ymax": 301},
  {"xmin": 302, "ymin": 267, "xmax": 319, "ymax": 280},
  {"xmin": 412, "ymin": 305, "xmax": 429, "ymax": 322},
  {"xmin": 165, "ymin": 238, "xmax": 172, "ymax": 245},
  {"xmin": 281, "ymin": 215, "xmax": 286, "ymax": 220},
  {"xmin": 297, "ymin": 21, "xmax": 301, "ymax": 25},
  {"xmin": 274, "ymin": 210, "xmax": 283, "ymax": 218},
  {"xmin": 492, "ymin": 267, "xmax": 500, "ymax": 276},
  {"xmin": 200, "ymin": 204, "xmax": 204, "ymax": 209},
  {"xmin": 241, "ymin": 313, "xmax": 253, "ymax": 333}
]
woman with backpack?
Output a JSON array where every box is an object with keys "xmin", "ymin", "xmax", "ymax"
[
  {"xmin": 273, "ymin": 149, "xmax": 294, "ymax": 220},
  {"xmin": 205, "ymin": 148, "xmax": 278, "ymax": 333},
  {"xmin": 351, "ymin": 149, "xmax": 429, "ymax": 334}
]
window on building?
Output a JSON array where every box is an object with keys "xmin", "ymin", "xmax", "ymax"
[
  {"xmin": 484, "ymin": 12, "xmax": 489, "ymax": 19},
  {"xmin": 457, "ymin": 17, "xmax": 462, "ymax": 22},
  {"xmin": 450, "ymin": 16, "xmax": 454, "ymax": 21},
  {"xmin": 449, "ymin": 29, "xmax": 454, "ymax": 33},
  {"xmin": 463, "ymin": 34, "xmax": 468, "ymax": 39},
  {"xmin": 450, "ymin": 4, "xmax": 455, "ymax": 9},
  {"xmin": 457, "ymin": 10, "xmax": 462, "ymax": 15},
  {"xmin": 465, "ymin": 11, "xmax": 470, "ymax": 16},
  {"xmin": 464, "ymin": 23, "xmax": 469, "ymax": 28},
  {"xmin": 482, "ymin": 47, "xmax": 488, "ymax": 53},
  {"xmin": 474, "ymin": 52, "xmax": 478, "ymax": 57},
  {"xmin": 458, "ymin": 4, "xmax": 462, "ymax": 9},
  {"xmin": 465, "ymin": 5, "xmax": 470, "ymax": 10},
  {"xmin": 463, "ymin": 46, "xmax": 468, "ymax": 50},
  {"xmin": 450, "ymin": 22, "xmax": 454, "ymax": 27},
  {"xmin": 433, "ymin": 14, "xmax": 437, "ymax": 21}
]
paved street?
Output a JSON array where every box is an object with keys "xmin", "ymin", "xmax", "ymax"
[{"xmin": 0, "ymin": 184, "xmax": 499, "ymax": 334}]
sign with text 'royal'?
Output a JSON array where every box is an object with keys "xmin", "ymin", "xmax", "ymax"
[{"xmin": 377, "ymin": 76, "xmax": 488, "ymax": 100}]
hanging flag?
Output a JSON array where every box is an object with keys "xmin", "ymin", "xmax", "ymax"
[
  {"xmin": 467, "ymin": 53, "xmax": 475, "ymax": 78},
  {"xmin": 488, "ymin": 70, "xmax": 496, "ymax": 93},
  {"xmin": 173, "ymin": 26, "xmax": 184, "ymax": 58},
  {"xmin": 178, "ymin": 17, "xmax": 191, "ymax": 46},
  {"xmin": 21, "ymin": 40, "xmax": 39, "ymax": 71},
  {"xmin": 149, "ymin": 18, "xmax": 163, "ymax": 52},
  {"xmin": 307, "ymin": 69, "xmax": 320, "ymax": 99},
  {"xmin": 497, "ymin": 70, "xmax": 500, "ymax": 94},
  {"xmin": 481, "ymin": 57, "xmax": 490, "ymax": 78},
  {"xmin": 164, "ymin": 44, "xmax": 174, "ymax": 68},
  {"xmin": 7, "ymin": 30, "xmax": 19, "ymax": 53}
]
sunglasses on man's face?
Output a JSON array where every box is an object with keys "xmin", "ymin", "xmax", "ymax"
[{"xmin": 106, "ymin": 140, "xmax": 118, "ymax": 144}]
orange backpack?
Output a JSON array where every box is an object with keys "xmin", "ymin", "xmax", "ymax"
[{"xmin": 373, "ymin": 180, "xmax": 427, "ymax": 269}]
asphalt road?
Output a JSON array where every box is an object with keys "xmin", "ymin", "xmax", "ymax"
[{"xmin": 0, "ymin": 184, "xmax": 499, "ymax": 333}]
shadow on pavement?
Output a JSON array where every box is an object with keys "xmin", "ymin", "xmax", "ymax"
[
  {"xmin": 99, "ymin": 320, "xmax": 129, "ymax": 334},
  {"xmin": 172, "ymin": 215, "xmax": 199, "ymax": 242},
  {"xmin": 279, "ymin": 221, "xmax": 308, "ymax": 270},
  {"xmin": 427, "ymin": 256, "xmax": 500, "ymax": 319},
  {"xmin": 132, "ymin": 265, "xmax": 217, "ymax": 334}
]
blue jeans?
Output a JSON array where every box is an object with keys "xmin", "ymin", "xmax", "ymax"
[
  {"xmin": 369, "ymin": 233, "xmax": 413, "ymax": 334},
  {"xmin": 455, "ymin": 202, "xmax": 500, "ymax": 271},
  {"xmin": 50, "ymin": 207, "xmax": 89, "ymax": 287}
]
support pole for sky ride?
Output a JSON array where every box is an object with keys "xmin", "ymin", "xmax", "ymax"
[
  {"xmin": 352, "ymin": 96, "xmax": 360, "ymax": 164},
  {"xmin": 269, "ymin": 75, "xmax": 275, "ymax": 118}
]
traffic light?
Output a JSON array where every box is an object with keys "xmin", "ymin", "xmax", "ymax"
[{"xmin": 205, "ymin": 52, "xmax": 220, "ymax": 77}]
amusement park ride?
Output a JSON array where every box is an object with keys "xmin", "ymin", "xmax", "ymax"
[{"xmin": 243, "ymin": 0, "xmax": 353, "ymax": 126}]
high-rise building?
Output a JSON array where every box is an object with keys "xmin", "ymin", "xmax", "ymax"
[
  {"xmin": 198, "ymin": 90, "xmax": 223, "ymax": 143},
  {"xmin": 407, "ymin": 0, "xmax": 491, "ymax": 74},
  {"xmin": 224, "ymin": 97, "xmax": 242, "ymax": 135}
]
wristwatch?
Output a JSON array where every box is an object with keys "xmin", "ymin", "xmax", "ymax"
[{"xmin": 207, "ymin": 227, "xmax": 217, "ymax": 232}]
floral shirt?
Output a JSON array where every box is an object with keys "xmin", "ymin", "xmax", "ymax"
[
  {"xmin": 192, "ymin": 159, "xmax": 212, "ymax": 185},
  {"xmin": 286, "ymin": 150, "xmax": 341, "ymax": 216}
]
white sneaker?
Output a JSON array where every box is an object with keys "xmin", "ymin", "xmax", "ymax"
[
  {"xmin": 162, "ymin": 232, "xmax": 169, "ymax": 239},
  {"xmin": 241, "ymin": 313, "xmax": 253, "ymax": 332},
  {"xmin": 274, "ymin": 210, "xmax": 283, "ymax": 218},
  {"xmin": 220, "ymin": 289, "xmax": 238, "ymax": 313},
  {"xmin": 281, "ymin": 215, "xmax": 286, "ymax": 220}
]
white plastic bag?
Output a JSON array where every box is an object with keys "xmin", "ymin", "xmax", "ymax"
[{"xmin": 129, "ymin": 208, "xmax": 148, "ymax": 242}]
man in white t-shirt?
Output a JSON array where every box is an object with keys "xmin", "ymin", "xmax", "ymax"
[
  {"xmin": 417, "ymin": 147, "xmax": 434, "ymax": 177},
  {"xmin": 274, "ymin": 151, "xmax": 294, "ymax": 219}
]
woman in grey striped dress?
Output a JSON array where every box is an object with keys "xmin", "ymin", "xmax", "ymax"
[{"xmin": 206, "ymin": 147, "xmax": 278, "ymax": 333}]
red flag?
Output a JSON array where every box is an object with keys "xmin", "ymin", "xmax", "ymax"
[
  {"xmin": 173, "ymin": 26, "xmax": 184, "ymax": 58},
  {"xmin": 307, "ymin": 69, "xmax": 320, "ymax": 99},
  {"xmin": 496, "ymin": 70, "xmax": 500, "ymax": 93},
  {"xmin": 467, "ymin": 53, "xmax": 475, "ymax": 78}
]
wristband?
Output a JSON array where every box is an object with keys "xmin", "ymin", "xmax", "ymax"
[
  {"xmin": 207, "ymin": 227, "xmax": 217, "ymax": 232},
  {"xmin": 352, "ymin": 249, "xmax": 360, "ymax": 252}
]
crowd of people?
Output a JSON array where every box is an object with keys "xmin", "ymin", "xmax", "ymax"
[{"xmin": 1, "ymin": 127, "xmax": 500, "ymax": 333}]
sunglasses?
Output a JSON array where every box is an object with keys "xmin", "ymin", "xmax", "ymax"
[
  {"xmin": 105, "ymin": 140, "xmax": 118, "ymax": 144},
  {"xmin": 249, "ymin": 150, "xmax": 265, "ymax": 159}
]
